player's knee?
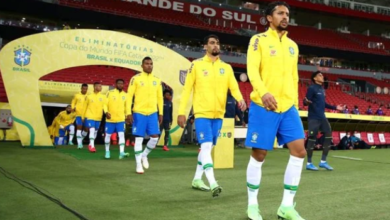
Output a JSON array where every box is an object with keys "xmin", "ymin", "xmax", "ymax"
[
  {"xmin": 251, "ymin": 149, "xmax": 267, "ymax": 162},
  {"xmin": 295, "ymin": 148, "xmax": 307, "ymax": 158}
]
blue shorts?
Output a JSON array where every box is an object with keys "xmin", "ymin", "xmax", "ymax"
[
  {"xmin": 195, "ymin": 118, "xmax": 223, "ymax": 146},
  {"xmin": 245, "ymin": 102, "xmax": 304, "ymax": 150},
  {"xmin": 86, "ymin": 119, "xmax": 101, "ymax": 130},
  {"xmin": 75, "ymin": 116, "xmax": 84, "ymax": 126},
  {"xmin": 132, "ymin": 112, "xmax": 160, "ymax": 137},
  {"xmin": 105, "ymin": 122, "xmax": 125, "ymax": 134},
  {"xmin": 59, "ymin": 124, "xmax": 73, "ymax": 137}
]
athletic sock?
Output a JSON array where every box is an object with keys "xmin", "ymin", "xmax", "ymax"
[
  {"xmin": 134, "ymin": 137, "xmax": 143, "ymax": 164},
  {"xmin": 76, "ymin": 130, "xmax": 83, "ymax": 146},
  {"xmin": 201, "ymin": 142, "xmax": 216, "ymax": 186},
  {"xmin": 142, "ymin": 137, "xmax": 158, "ymax": 157},
  {"xmin": 105, "ymin": 134, "xmax": 111, "ymax": 151},
  {"xmin": 282, "ymin": 155, "xmax": 304, "ymax": 207},
  {"xmin": 247, "ymin": 156, "xmax": 263, "ymax": 206},
  {"xmin": 118, "ymin": 132, "xmax": 125, "ymax": 153},
  {"xmin": 193, "ymin": 149, "xmax": 203, "ymax": 180},
  {"xmin": 89, "ymin": 128, "xmax": 95, "ymax": 148}
]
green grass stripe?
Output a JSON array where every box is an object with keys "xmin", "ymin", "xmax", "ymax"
[
  {"xmin": 197, "ymin": 161, "xmax": 202, "ymax": 165},
  {"xmin": 247, "ymin": 183, "xmax": 260, "ymax": 190},
  {"xmin": 13, "ymin": 116, "xmax": 35, "ymax": 147},
  {"xmin": 284, "ymin": 184, "xmax": 298, "ymax": 191},
  {"xmin": 134, "ymin": 150, "xmax": 143, "ymax": 154},
  {"xmin": 203, "ymin": 163, "xmax": 213, "ymax": 170}
]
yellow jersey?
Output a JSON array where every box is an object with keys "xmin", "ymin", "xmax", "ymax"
[
  {"xmin": 103, "ymin": 89, "xmax": 128, "ymax": 123},
  {"xmin": 178, "ymin": 55, "xmax": 243, "ymax": 119},
  {"xmin": 71, "ymin": 92, "xmax": 88, "ymax": 117},
  {"xmin": 127, "ymin": 72, "xmax": 163, "ymax": 116},
  {"xmin": 247, "ymin": 28, "xmax": 299, "ymax": 113},
  {"xmin": 84, "ymin": 92, "xmax": 106, "ymax": 121},
  {"xmin": 56, "ymin": 111, "xmax": 76, "ymax": 127}
]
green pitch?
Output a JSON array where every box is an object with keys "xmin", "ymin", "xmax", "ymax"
[{"xmin": 1, "ymin": 142, "xmax": 389, "ymax": 220}]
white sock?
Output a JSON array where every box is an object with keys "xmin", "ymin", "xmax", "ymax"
[
  {"xmin": 69, "ymin": 125, "xmax": 75, "ymax": 143},
  {"xmin": 282, "ymin": 155, "xmax": 304, "ymax": 207},
  {"xmin": 142, "ymin": 137, "xmax": 158, "ymax": 158},
  {"xmin": 307, "ymin": 162, "xmax": 311, "ymax": 165},
  {"xmin": 134, "ymin": 137, "xmax": 143, "ymax": 164},
  {"xmin": 94, "ymin": 131, "xmax": 98, "ymax": 139},
  {"xmin": 89, "ymin": 127, "xmax": 95, "ymax": 148},
  {"xmin": 118, "ymin": 132, "xmax": 125, "ymax": 153},
  {"xmin": 201, "ymin": 142, "xmax": 216, "ymax": 186},
  {"xmin": 76, "ymin": 130, "xmax": 82, "ymax": 146},
  {"xmin": 321, "ymin": 160, "xmax": 326, "ymax": 163},
  {"xmin": 193, "ymin": 149, "xmax": 203, "ymax": 180},
  {"xmin": 81, "ymin": 131, "xmax": 88, "ymax": 140},
  {"xmin": 247, "ymin": 156, "xmax": 264, "ymax": 206},
  {"xmin": 105, "ymin": 134, "xmax": 111, "ymax": 151}
]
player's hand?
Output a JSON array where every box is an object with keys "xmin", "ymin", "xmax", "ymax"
[
  {"xmin": 106, "ymin": 112, "xmax": 111, "ymax": 119},
  {"xmin": 60, "ymin": 125, "xmax": 64, "ymax": 129},
  {"xmin": 262, "ymin": 93, "xmax": 278, "ymax": 111},
  {"xmin": 238, "ymin": 100, "xmax": 247, "ymax": 111},
  {"xmin": 304, "ymin": 97, "xmax": 312, "ymax": 105},
  {"xmin": 159, "ymin": 115, "xmax": 163, "ymax": 125},
  {"xmin": 126, "ymin": 115, "xmax": 133, "ymax": 124},
  {"xmin": 242, "ymin": 122, "xmax": 246, "ymax": 128},
  {"xmin": 336, "ymin": 105, "xmax": 345, "ymax": 111},
  {"xmin": 177, "ymin": 115, "xmax": 186, "ymax": 128}
]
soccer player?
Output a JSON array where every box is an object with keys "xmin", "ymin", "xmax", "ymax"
[
  {"xmin": 245, "ymin": 2, "xmax": 306, "ymax": 220},
  {"xmin": 56, "ymin": 105, "xmax": 76, "ymax": 145},
  {"xmin": 103, "ymin": 79, "xmax": 130, "ymax": 159},
  {"xmin": 160, "ymin": 90, "xmax": 173, "ymax": 151},
  {"xmin": 71, "ymin": 83, "xmax": 88, "ymax": 148},
  {"xmin": 83, "ymin": 82, "xmax": 106, "ymax": 153},
  {"xmin": 304, "ymin": 71, "xmax": 344, "ymax": 171},
  {"xmin": 178, "ymin": 35, "xmax": 246, "ymax": 197},
  {"xmin": 127, "ymin": 57, "xmax": 163, "ymax": 174}
]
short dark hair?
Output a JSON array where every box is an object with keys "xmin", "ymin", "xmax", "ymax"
[
  {"xmin": 311, "ymin": 71, "xmax": 321, "ymax": 83},
  {"xmin": 93, "ymin": 82, "xmax": 101, "ymax": 86},
  {"xmin": 116, "ymin": 79, "xmax": 124, "ymax": 83},
  {"xmin": 66, "ymin": 104, "xmax": 71, "ymax": 108},
  {"xmin": 164, "ymin": 90, "xmax": 172, "ymax": 95},
  {"xmin": 142, "ymin": 57, "xmax": 152, "ymax": 64},
  {"xmin": 265, "ymin": 1, "xmax": 290, "ymax": 16},
  {"xmin": 204, "ymin": 34, "xmax": 219, "ymax": 45},
  {"xmin": 81, "ymin": 83, "xmax": 88, "ymax": 88}
]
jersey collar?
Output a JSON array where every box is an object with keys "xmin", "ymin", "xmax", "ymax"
[
  {"xmin": 266, "ymin": 27, "xmax": 288, "ymax": 40},
  {"xmin": 203, "ymin": 55, "xmax": 220, "ymax": 63}
]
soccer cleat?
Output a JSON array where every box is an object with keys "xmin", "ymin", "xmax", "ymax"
[
  {"xmin": 126, "ymin": 139, "xmax": 130, "ymax": 147},
  {"xmin": 306, "ymin": 163, "xmax": 319, "ymax": 171},
  {"xmin": 69, "ymin": 142, "xmax": 74, "ymax": 146},
  {"xmin": 319, "ymin": 162, "xmax": 333, "ymax": 171},
  {"xmin": 163, "ymin": 146, "xmax": 169, "ymax": 151},
  {"xmin": 191, "ymin": 179, "xmax": 210, "ymax": 191},
  {"xmin": 88, "ymin": 145, "xmax": 96, "ymax": 153},
  {"xmin": 141, "ymin": 157, "xmax": 149, "ymax": 169},
  {"xmin": 119, "ymin": 152, "xmax": 130, "ymax": 159},
  {"xmin": 136, "ymin": 163, "xmax": 144, "ymax": 174},
  {"xmin": 210, "ymin": 183, "xmax": 222, "ymax": 198},
  {"xmin": 277, "ymin": 204, "xmax": 305, "ymax": 220},
  {"xmin": 105, "ymin": 151, "xmax": 110, "ymax": 159},
  {"xmin": 247, "ymin": 204, "xmax": 263, "ymax": 220},
  {"xmin": 77, "ymin": 144, "xmax": 83, "ymax": 150}
]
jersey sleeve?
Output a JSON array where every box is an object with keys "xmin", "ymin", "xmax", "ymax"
[
  {"xmin": 71, "ymin": 94, "xmax": 77, "ymax": 109},
  {"xmin": 103, "ymin": 92, "xmax": 110, "ymax": 113},
  {"xmin": 305, "ymin": 86, "xmax": 315, "ymax": 104},
  {"xmin": 127, "ymin": 77, "xmax": 137, "ymax": 115},
  {"xmin": 228, "ymin": 65, "xmax": 244, "ymax": 102},
  {"xmin": 292, "ymin": 45, "xmax": 299, "ymax": 109},
  {"xmin": 157, "ymin": 80, "xmax": 163, "ymax": 115},
  {"xmin": 178, "ymin": 62, "xmax": 196, "ymax": 115},
  {"xmin": 247, "ymin": 35, "xmax": 268, "ymax": 98}
]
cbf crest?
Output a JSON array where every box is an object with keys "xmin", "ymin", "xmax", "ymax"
[
  {"xmin": 220, "ymin": 68, "xmax": 225, "ymax": 74},
  {"xmin": 289, "ymin": 47, "xmax": 295, "ymax": 55},
  {"xmin": 179, "ymin": 70, "xmax": 187, "ymax": 86},
  {"xmin": 251, "ymin": 132, "xmax": 258, "ymax": 143},
  {"xmin": 14, "ymin": 46, "xmax": 32, "ymax": 67}
]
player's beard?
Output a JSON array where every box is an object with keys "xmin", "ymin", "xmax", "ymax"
[
  {"xmin": 211, "ymin": 51, "xmax": 220, "ymax": 57},
  {"xmin": 277, "ymin": 25, "xmax": 287, "ymax": 32}
]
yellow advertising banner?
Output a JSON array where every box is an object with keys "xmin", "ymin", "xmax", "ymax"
[
  {"xmin": 212, "ymin": 118, "xmax": 235, "ymax": 169},
  {"xmin": 0, "ymin": 30, "xmax": 192, "ymax": 147},
  {"xmin": 298, "ymin": 111, "xmax": 390, "ymax": 122},
  {"xmin": 39, "ymin": 80, "xmax": 110, "ymax": 104}
]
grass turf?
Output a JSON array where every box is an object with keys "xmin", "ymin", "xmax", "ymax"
[{"xmin": 1, "ymin": 142, "xmax": 390, "ymax": 220}]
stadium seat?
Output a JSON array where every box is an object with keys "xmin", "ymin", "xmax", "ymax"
[{"xmin": 366, "ymin": 133, "xmax": 375, "ymax": 145}]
